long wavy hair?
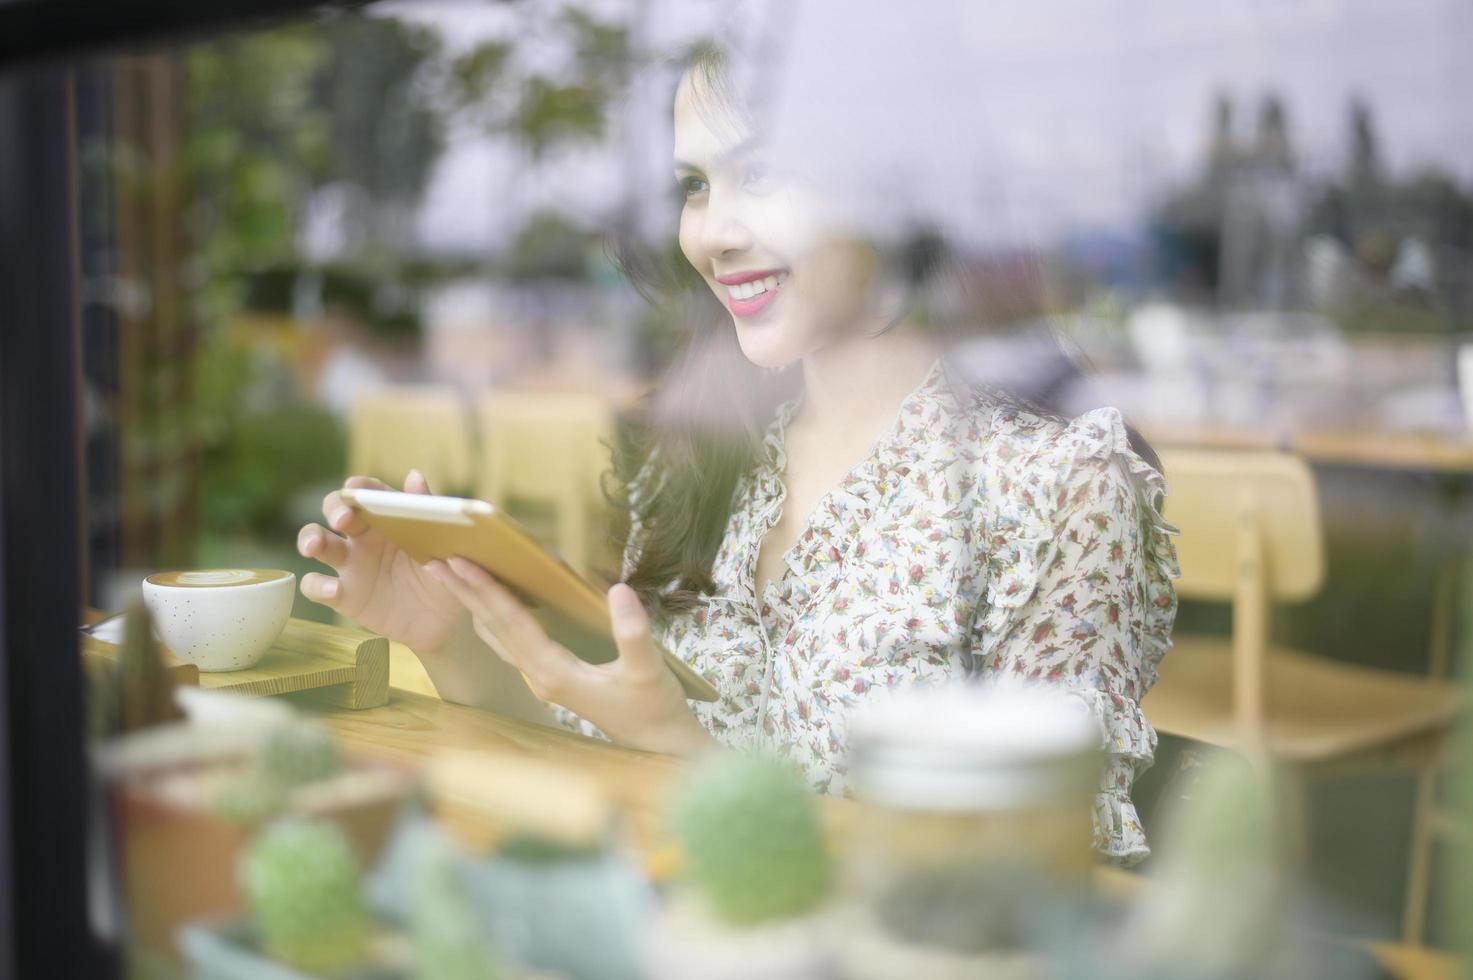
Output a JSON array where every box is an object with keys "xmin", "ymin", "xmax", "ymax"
[{"xmin": 607, "ymin": 46, "xmax": 1157, "ymax": 615}]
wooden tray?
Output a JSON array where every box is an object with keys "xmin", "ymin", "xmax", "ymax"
[{"xmin": 82, "ymin": 613, "xmax": 389, "ymax": 710}]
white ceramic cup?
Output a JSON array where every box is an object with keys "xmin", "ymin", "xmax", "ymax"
[{"xmin": 141, "ymin": 569, "xmax": 296, "ymax": 672}]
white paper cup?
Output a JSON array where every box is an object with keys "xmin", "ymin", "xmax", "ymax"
[{"xmin": 141, "ymin": 569, "xmax": 296, "ymax": 672}]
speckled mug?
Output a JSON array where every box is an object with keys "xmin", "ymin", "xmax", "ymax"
[{"xmin": 141, "ymin": 569, "xmax": 295, "ymax": 672}]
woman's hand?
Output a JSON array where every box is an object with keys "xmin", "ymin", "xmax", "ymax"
[
  {"xmin": 296, "ymin": 470, "xmax": 470, "ymax": 654},
  {"xmin": 426, "ymin": 556, "xmax": 717, "ymax": 757}
]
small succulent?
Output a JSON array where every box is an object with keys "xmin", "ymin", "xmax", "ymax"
[
  {"xmin": 259, "ymin": 718, "xmax": 342, "ymax": 789},
  {"xmin": 110, "ymin": 601, "xmax": 182, "ymax": 735},
  {"xmin": 497, "ymin": 832, "xmax": 600, "ymax": 864},
  {"xmin": 412, "ymin": 837, "xmax": 502, "ymax": 980},
  {"xmin": 671, "ymin": 752, "xmax": 832, "ymax": 925},
  {"xmin": 208, "ymin": 718, "xmax": 342, "ymax": 825},
  {"xmin": 240, "ymin": 818, "xmax": 370, "ymax": 974},
  {"xmin": 211, "ymin": 767, "xmax": 289, "ymax": 825}
]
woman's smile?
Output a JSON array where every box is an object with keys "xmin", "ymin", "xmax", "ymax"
[{"xmin": 717, "ymin": 269, "xmax": 789, "ymax": 318}]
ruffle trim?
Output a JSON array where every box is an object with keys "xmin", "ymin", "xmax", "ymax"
[
  {"xmin": 1094, "ymin": 772, "xmax": 1152, "ymax": 866},
  {"xmin": 982, "ymin": 406, "xmax": 1180, "ymax": 690},
  {"xmin": 980, "ymin": 406, "xmax": 1181, "ymax": 865},
  {"xmin": 1086, "ymin": 406, "xmax": 1181, "ymax": 694},
  {"xmin": 1068, "ymin": 685, "xmax": 1159, "ymax": 865}
]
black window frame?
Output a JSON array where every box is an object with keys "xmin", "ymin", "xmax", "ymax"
[{"xmin": 0, "ymin": 3, "xmax": 357, "ymax": 975}]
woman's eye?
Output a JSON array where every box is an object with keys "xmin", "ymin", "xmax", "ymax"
[{"xmin": 679, "ymin": 175, "xmax": 709, "ymax": 199}]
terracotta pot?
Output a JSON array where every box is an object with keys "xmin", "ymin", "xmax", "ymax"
[{"xmin": 112, "ymin": 761, "xmax": 412, "ymax": 960}]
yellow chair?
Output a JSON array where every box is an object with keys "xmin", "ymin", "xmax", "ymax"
[
  {"xmin": 347, "ymin": 385, "xmax": 475, "ymax": 494},
  {"xmin": 475, "ymin": 390, "xmax": 617, "ymax": 580},
  {"xmin": 1145, "ymin": 448, "xmax": 1463, "ymax": 942}
]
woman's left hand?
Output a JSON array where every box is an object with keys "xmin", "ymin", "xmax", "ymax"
[{"xmin": 425, "ymin": 556, "xmax": 718, "ymax": 757}]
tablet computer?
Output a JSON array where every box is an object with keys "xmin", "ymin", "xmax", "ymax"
[{"xmin": 338, "ymin": 487, "xmax": 718, "ymax": 702}]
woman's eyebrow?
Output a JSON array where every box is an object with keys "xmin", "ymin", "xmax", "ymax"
[{"xmin": 673, "ymin": 136, "xmax": 764, "ymax": 173}]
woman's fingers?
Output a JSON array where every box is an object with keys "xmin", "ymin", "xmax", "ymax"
[
  {"xmin": 607, "ymin": 583, "xmax": 663, "ymax": 683},
  {"xmin": 297, "ymin": 522, "xmax": 349, "ymax": 568},
  {"xmin": 320, "ymin": 472, "xmax": 428, "ymax": 539},
  {"xmin": 321, "ymin": 488, "xmax": 371, "ymax": 538},
  {"xmin": 437, "ymin": 557, "xmax": 585, "ymax": 701},
  {"xmin": 343, "ymin": 475, "xmax": 392, "ymax": 491},
  {"xmin": 299, "ymin": 571, "xmax": 342, "ymax": 609}
]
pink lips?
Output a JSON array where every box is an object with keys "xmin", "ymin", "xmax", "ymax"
[
  {"xmin": 728, "ymin": 284, "xmax": 782, "ymax": 317},
  {"xmin": 716, "ymin": 269, "xmax": 787, "ymax": 319}
]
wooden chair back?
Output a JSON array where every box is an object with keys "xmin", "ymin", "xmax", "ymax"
[
  {"xmin": 475, "ymin": 390, "xmax": 615, "ymax": 576},
  {"xmin": 1159, "ymin": 448, "xmax": 1324, "ymax": 604},
  {"xmin": 1157, "ymin": 448, "xmax": 1323, "ymax": 734},
  {"xmin": 348, "ymin": 386, "xmax": 474, "ymax": 494}
]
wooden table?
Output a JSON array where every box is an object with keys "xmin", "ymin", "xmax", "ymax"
[
  {"xmin": 293, "ymin": 686, "xmax": 1461, "ymax": 980},
  {"xmin": 1142, "ymin": 423, "xmax": 1473, "ymax": 475},
  {"xmin": 285, "ymin": 687, "xmax": 697, "ymax": 855}
]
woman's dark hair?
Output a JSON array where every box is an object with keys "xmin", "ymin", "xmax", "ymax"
[{"xmin": 606, "ymin": 45, "xmax": 1159, "ymax": 614}]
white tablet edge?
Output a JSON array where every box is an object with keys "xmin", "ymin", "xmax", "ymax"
[{"xmin": 348, "ymin": 488, "xmax": 493, "ymax": 526}]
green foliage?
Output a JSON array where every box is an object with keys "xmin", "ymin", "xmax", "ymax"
[
  {"xmin": 449, "ymin": 41, "xmax": 514, "ymax": 127},
  {"xmin": 557, "ymin": 7, "xmax": 631, "ymax": 84},
  {"xmin": 311, "ymin": 17, "xmax": 445, "ymax": 217},
  {"xmin": 515, "ymin": 77, "xmax": 606, "ymax": 159},
  {"xmin": 195, "ymin": 327, "xmax": 348, "ymax": 538},
  {"xmin": 241, "ymin": 818, "xmax": 370, "ymax": 974},
  {"xmin": 671, "ymin": 752, "xmax": 832, "ymax": 925},
  {"xmin": 509, "ymin": 210, "xmax": 591, "ymax": 281},
  {"xmin": 184, "ymin": 27, "xmax": 331, "ymax": 323},
  {"xmin": 448, "ymin": 6, "xmax": 631, "ymax": 165},
  {"xmin": 184, "ymin": 18, "xmax": 445, "ymax": 325}
]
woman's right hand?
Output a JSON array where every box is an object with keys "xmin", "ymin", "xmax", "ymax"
[{"xmin": 296, "ymin": 470, "xmax": 470, "ymax": 654}]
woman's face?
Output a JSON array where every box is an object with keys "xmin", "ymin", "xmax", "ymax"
[{"xmin": 674, "ymin": 71, "xmax": 882, "ymax": 370}]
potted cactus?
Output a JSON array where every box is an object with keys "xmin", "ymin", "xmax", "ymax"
[
  {"xmin": 179, "ymin": 817, "xmax": 406, "ymax": 979},
  {"xmin": 113, "ymin": 710, "xmax": 411, "ymax": 961},
  {"xmin": 642, "ymin": 751, "xmax": 837, "ymax": 980},
  {"xmin": 368, "ymin": 750, "xmax": 653, "ymax": 980},
  {"xmin": 240, "ymin": 818, "xmax": 375, "ymax": 974}
]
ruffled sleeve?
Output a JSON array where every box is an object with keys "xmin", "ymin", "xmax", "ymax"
[{"xmin": 973, "ymin": 406, "xmax": 1179, "ymax": 865}]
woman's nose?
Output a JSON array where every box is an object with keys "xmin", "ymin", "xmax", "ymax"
[{"xmin": 700, "ymin": 189, "xmax": 754, "ymax": 257}]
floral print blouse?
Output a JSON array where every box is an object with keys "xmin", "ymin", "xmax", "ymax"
[{"xmin": 556, "ymin": 359, "xmax": 1179, "ymax": 865}]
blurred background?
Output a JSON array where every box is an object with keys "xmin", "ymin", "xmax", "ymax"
[{"xmin": 63, "ymin": 0, "xmax": 1473, "ymax": 957}]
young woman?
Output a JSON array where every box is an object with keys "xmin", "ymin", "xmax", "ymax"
[{"xmin": 296, "ymin": 51, "xmax": 1178, "ymax": 864}]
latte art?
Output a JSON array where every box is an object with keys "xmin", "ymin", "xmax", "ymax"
[{"xmin": 146, "ymin": 568, "xmax": 291, "ymax": 588}]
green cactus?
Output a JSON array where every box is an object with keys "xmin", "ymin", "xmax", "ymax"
[
  {"xmin": 240, "ymin": 818, "xmax": 370, "ymax": 974},
  {"xmin": 116, "ymin": 600, "xmax": 183, "ymax": 733},
  {"xmin": 411, "ymin": 837, "xmax": 501, "ymax": 980},
  {"xmin": 671, "ymin": 752, "xmax": 832, "ymax": 926},
  {"xmin": 260, "ymin": 718, "xmax": 342, "ymax": 789}
]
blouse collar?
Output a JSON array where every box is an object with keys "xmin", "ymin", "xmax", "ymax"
[{"xmin": 747, "ymin": 356, "xmax": 969, "ymax": 612}]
